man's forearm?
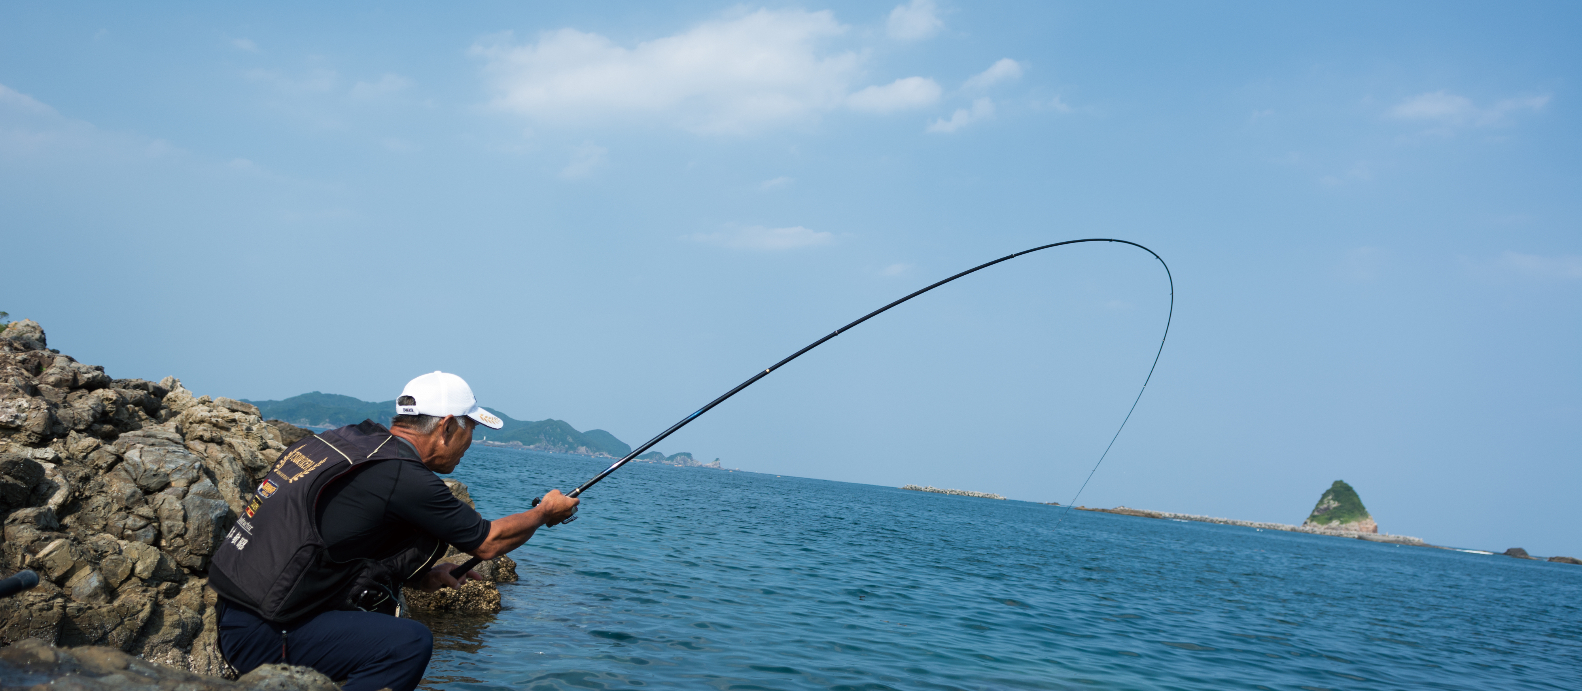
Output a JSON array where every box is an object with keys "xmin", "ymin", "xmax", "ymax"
[{"xmin": 467, "ymin": 507, "xmax": 549, "ymax": 560}]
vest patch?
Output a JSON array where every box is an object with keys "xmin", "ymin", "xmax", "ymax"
[
  {"xmin": 274, "ymin": 449, "xmax": 329, "ymax": 484},
  {"xmin": 258, "ymin": 479, "xmax": 278, "ymax": 499}
]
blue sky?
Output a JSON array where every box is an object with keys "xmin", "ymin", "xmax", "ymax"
[{"xmin": 3, "ymin": 2, "xmax": 1578, "ymax": 555}]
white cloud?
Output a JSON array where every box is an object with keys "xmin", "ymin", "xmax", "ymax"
[
  {"xmin": 847, "ymin": 76, "xmax": 941, "ymax": 113},
  {"xmin": 927, "ymin": 97, "xmax": 994, "ymax": 133},
  {"xmin": 688, "ymin": 225, "xmax": 833, "ymax": 251},
  {"xmin": 0, "ymin": 83, "xmax": 56, "ymax": 117},
  {"xmin": 473, "ymin": 9, "xmax": 862, "ymax": 134},
  {"xmin": 559, "ymin": 142, "xmax": 608, "ymax": 179},
  {"xmin": 349, "ymin": 74, "xmax": 412, "ymax": 99},
  {"xmin": 760, "ymin": 176, "xmax": 794, "ymax": 190},
  {"xmin": 962, "ymin": 59, "xmax": 1022, "ymax": 91},
  {"xmin": 1493, "ymin": 251, "xmax": 1582, "ymax": 280},
  {"xmin": 1388, "ymin": 90, "xmax": 1549, "ymax": 129},
  {"xmin": 232, "ymin": 38, "xmax": 258, "ymax": 52},
  {"xmin": 887, "ymin": 0, "xmax": 943, "ymax": 41},
  {"xmin": 880, "ymin": 263, "xmax": 911, "ymax": 276}
]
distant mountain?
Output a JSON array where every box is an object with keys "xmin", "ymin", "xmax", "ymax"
[
  {"xmin": 244, "ymin": 392, "xmax": 395, "ymax": 428},
  {"xmin": 243, "ymin": 392, "xmax": 631, "ymax": 458}
]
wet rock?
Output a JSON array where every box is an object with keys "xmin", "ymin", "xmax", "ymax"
[
  {"xmin": 1547, "ymin": 555, "xmax": 1581, "ymax": 565},
  {"xmin": 1503, "ymin": 547, "xmax": 1537, "ymax": 560},
  {"xmin": 404, "ymin": 578, "xmax": 502, "ymax": 614}
]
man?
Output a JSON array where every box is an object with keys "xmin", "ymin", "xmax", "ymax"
[{"xmin": 208, "ymin": 371, "xmax": 578, "ymax": 691}]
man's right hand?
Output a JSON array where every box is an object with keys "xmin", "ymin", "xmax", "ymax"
[{"xmin": 536, "ymin": 489, "xmax": 579, "ymax": 526}]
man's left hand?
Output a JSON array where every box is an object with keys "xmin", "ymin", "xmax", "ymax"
[{"xmin": 415, "ymin": 562, "xmax": 484, "ymax": 592}]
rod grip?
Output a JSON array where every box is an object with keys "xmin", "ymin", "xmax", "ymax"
[{"xmin": 448, "ymin": 558, "xmax": 483, "ymax": 580}]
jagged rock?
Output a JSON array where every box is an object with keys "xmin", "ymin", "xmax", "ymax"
[
  {"xmin": 0, "ymin": 318, "xmax": 48, "ymax": 352},
  {"xmin": 1503, "ymin": 547, "xmax": 1537, "ymax": 560},
  {"xmin": 1548, "ymin": 556, "xmax": 1581, "ymax": 565}
]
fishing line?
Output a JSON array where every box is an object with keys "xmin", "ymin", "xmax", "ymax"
[{"xmin": 453, "ymin": 239, "xmax": 1172, "ymax": 579}]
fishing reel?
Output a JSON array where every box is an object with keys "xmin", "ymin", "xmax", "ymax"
[{"xmin": 531, "ymin": 495, "xmax": 578, "ymax": 525}]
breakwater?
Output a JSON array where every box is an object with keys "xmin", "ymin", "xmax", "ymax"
[
  {"xmin": 1081, "ymin": 506, "xmax": 1431, "ymax": 546},
  {"xmin": 901, "ymin": 484, "xmax": 1006, "ymax": 500}
]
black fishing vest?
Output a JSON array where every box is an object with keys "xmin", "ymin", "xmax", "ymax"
[{"xmin": 209, "ymin": 420, "xmax": 446, "ymax": 622}]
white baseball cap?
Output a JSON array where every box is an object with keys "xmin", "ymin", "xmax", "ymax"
[{"xmin": 396, "ymin": 371, "xmax": 504, "ymax": 430}]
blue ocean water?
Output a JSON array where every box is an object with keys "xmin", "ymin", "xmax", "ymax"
[{"xmin": 421, "ymin": 446, "xmax": 1581, "ymax": 690}]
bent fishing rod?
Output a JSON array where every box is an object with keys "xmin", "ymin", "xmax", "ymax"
[{"xmin": 453, "ymin": 238, "xmax": 1173, "ymax": 579}]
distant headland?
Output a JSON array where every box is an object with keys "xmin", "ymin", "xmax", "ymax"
[{"xmin": 244, "ymin": 392, "xmax": 632, "ymax": 459}]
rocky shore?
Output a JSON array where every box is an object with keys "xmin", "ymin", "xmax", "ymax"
[
  {"xmin": 1079, "ymin": 506, "xmax": 1431, "ymax": 546},
  {"xmin": 901, "ymin": 485, "xmax": 1006, "ymax": 500},
  {"xmin": 0, "ymin": 319, "xmax": 515, "ymax": 683}
]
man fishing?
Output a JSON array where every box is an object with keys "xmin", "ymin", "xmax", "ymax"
[{"xmin": 208, "ymin": 371, "xmax": 579, "ymax": 691}]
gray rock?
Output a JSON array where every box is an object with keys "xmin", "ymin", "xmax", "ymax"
[
  {"xmin": 0, "ymin": 319, "xmax": 47, "ymax": 351},
  {"xmin": 1503, "ymin": 547, "xmax": 1537, "ymax": 560},
  {"xmin": 182, "ymin": 493, "xmax": 231, "ymax": 557},
  {"xmin": 66, "ymin": 568, "xmax": 112, "ymax": 604},
  {"xmin": 31, "ymin": 538, "xmax": 82, "ymax": 583},
  {"xmin": 236, "ymin": 663, "xmax": 342, "ymax": 691},
  {"xmin": 1548, "ymin": 555, "xmax": 1581, "ymax": 565}
]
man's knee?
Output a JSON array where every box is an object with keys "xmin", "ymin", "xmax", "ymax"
[{"xmin": 389, "ymin": 618, "xmax": 434, "ymax": 660}]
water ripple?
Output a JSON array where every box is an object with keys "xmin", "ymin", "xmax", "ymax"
[{"xmin": 420, "ymin": 448, "xmax": 1582, "ymax": 690}]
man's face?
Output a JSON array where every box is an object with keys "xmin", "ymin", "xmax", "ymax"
[{"xmin": 431, "ymin": 416, "xmax": 475, "ymax": 474}]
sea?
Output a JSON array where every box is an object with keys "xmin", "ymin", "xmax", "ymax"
[{"xmin": 420, "ymin": 446, "xmax": 1581, "ymax": 690}]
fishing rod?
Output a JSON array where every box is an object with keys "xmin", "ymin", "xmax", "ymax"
[{"xmin": 451, "ymin": 239, "xmax": 1173, "ymax": 579}]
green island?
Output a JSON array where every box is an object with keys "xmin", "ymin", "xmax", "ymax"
[
  {"xmin": 244, "ymin": 392, "xmax": 632, "ymax": 458},
  {"xmin": 1303, "ymin": 480, "xmax": 1372, "ymax": 528}
]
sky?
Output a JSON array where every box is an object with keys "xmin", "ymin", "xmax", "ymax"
[{"xmin": 2, "ymin": 1, "xmax": 1578, "ymax": 555}]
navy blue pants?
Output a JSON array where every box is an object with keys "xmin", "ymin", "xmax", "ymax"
[{"xmin": 217, "ymin": 600, "xmax": 433, "ymax": 691}]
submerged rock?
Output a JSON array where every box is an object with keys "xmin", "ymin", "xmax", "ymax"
[{"xmin": 1301, "ymin": 480, "xmax": 1378, "ymax": 533}]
